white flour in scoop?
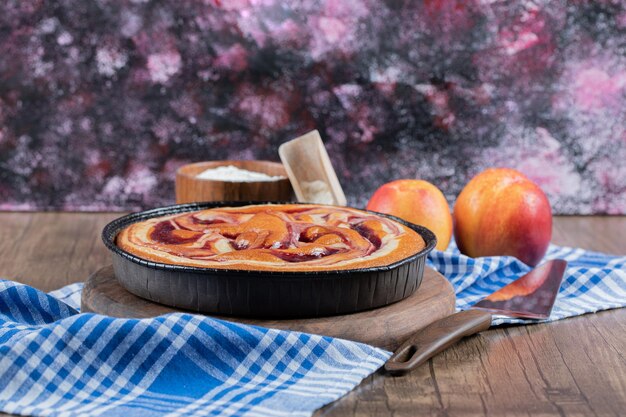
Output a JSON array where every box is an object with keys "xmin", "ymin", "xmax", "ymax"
[
  {"xmin": 196, "ymin": 165, "xmax": 285, "ymax": 182},
  {"xmin": 300, "ymin": 180, "xmax": 334, "ymax": 204}
]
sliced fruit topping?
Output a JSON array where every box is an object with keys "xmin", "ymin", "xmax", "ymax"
[
  {"xmin": 150, "ymin": 221, "xmax": 202, "ymax": 244},
  {"xmin": 239, "ymin": 213, "xmax": 290, "ymax": 249},
  {"xmin": 353, "ymin": 220, "xmax": 386, "ymax": 249},
  {"xmin": 271, "ymin": 245, "xmax": 340, "ymax": 262}
]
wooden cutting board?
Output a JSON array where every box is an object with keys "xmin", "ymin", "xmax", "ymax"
[{"xmin": 82, "ymin": 265, "xmax": 455, "ymax": 350}]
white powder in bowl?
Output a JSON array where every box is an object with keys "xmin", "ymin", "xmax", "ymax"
[{"xmin": 195, "ymin": 165, "xmax": 285, "ymax": 182}]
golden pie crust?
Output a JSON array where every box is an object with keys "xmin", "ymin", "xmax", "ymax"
[{"xmin": 116, "ymin": 204, "xmax": 425, "ymax": 271}]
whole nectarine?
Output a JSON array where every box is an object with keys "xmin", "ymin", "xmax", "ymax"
[
  {"xmin": 453, "ymin": 168, "xmax": 552, "ymax": 266},
  {"xmin": 366, "ymin": 179, "xmax": 452, "ymax": 250}
]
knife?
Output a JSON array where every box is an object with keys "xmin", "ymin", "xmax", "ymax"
[{"xmin": 385, "ymin": 259, "xmax": 568, "ymax": 375}]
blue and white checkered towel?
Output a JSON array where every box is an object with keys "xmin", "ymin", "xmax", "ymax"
[
  {"xmin": 429, "ymin": 243, "xmax": 626, "ymax": 325},
  {"xmin": 1, "ymin": 244, "xmax": 624, "ymax": 417}
]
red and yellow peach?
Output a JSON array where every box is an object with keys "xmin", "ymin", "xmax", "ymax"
[
  {"xmin": 366, "ymin": 179, "xmax": 453, "ymax": 251},
  {"xmin": 453, "ymin": 168, "xmax": 552, "ymax": 266}
]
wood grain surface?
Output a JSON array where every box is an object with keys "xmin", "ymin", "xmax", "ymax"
[
  {"xmin": 0, "ymin": 213, "xmax": 624, "ymax": 417},
  {"xmin": 81, "ymin": 265, "xmax": 456, "ymax": 350}
]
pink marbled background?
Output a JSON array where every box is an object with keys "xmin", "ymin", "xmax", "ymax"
[{"xmin": 0, "ymin": 1, "xmax": 624, "ymax": 213}]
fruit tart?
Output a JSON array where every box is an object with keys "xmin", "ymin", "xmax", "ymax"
[{"xmin": 117, "ymin": 203, "xmax": 425, "ymax": 271}]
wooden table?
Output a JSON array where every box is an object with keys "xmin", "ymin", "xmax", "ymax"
[{"xmin": 0, "ymin": 213, "xmax": 624, "ymax": 417}]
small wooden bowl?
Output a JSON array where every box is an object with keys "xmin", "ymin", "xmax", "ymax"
[{"xmin": 175, "ymin": 160, "xmax": 293, "ymax": 204}]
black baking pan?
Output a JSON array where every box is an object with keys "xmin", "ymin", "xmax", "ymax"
[{"xmin": 102, "ymin": 201, "xmax": 437, "ymax": 319}]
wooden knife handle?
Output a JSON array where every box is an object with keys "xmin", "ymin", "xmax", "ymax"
[{"xmin": 385, "ymin": 309, "xmax": 492, "ymax": 376}]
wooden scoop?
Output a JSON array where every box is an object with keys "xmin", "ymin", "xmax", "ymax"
[{"xmin": 279, "ymin": 130, "xmax": 347, "ymax": 206}]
